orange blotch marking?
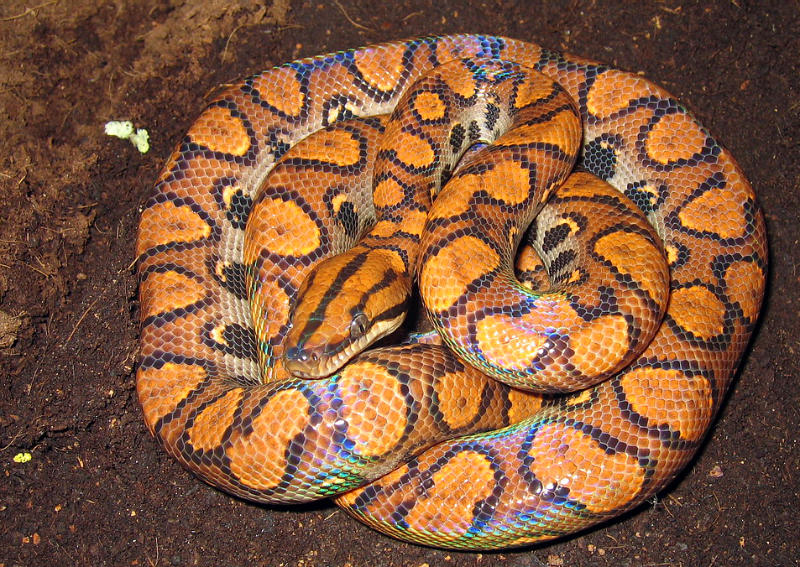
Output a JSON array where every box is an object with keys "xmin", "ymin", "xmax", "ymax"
[
  {"xmin": 586, "ymin": 70, "xmax": 656, "ymax": 119},
  {"xmin": 724, "ymin": 260, "xmax": 765, "ymax": 323},
  {"xmin": 645, "ymin": 112, "xmax": 706, "ymax": 164},
  {"xmin": 354, "ymin": 47, "xmax": 404, "ymax": 92},
  {"xmin": 457, "ymin": 159, "xmax": 533, "ymax": 206},
  {"xmin": 369, "ymin": 220, "xmax": 400, "ymax": 238},
  {"xmin": 426, "ymin": 178, "xmax": 472, "ymax": 220},
  {"xmin": 499, "ymin": 40, "xmax": 543, "ymax": 69},
  {"xmin": 338, "ymin": 361, "xmax": 407, "ymax": 457},
  {"xmin": 244, "ymin": 197, "xmax": 320, "ymax": 261},
  {"xmin": 568, "ymin": 314, "xmax": 630, "ymax": 378},
  {"xmin": 556, "ymin": 171, "xmax": 609, "ymax": 198},
  {"xmin": 620, "ymin": 367, "xmax": 713, "ymax": 441},
  {"xmin": 678, "ymin": 187, "xmax": 747, "ymax": 239},
  {"xmin": 441, "ymin": 66, "xmax": 476, "ymax": 98},
  {"xmin": 669, "ymin": 286, "xmax": 726, "ymax": 340},
  {"xmin": 563, "ymin": 216, "xmax": 581, "ymax": 233},
  {"xmin": 291, "ymin": 127, "xmax": 361, "ymax": 166},
  {"xmin": 253, "ymin": 66, "xmax": 305, "ymax": 116},
  {"xmin": 137, "ymin": 201, "xmax": 211, "ymax": 255},
  {"xmin": 213, "ymin": 259, "xmax": 230, "ymax": 282},
  {"xmin": 436, "ymin": 369, "xmax": 486, "ymax": 429},
  {"xmin": 413, "ymin": 91, "xmax": 447, "ymax": 120},
  {"xmin": 513, "ymin": 75, "xmax": 557, "ymax": 109},
  {"xmin": 506, "ymin": 389, "xmax": 544, "ymax": 424},
  {"xmin": 189, "ymin": 105, "xmax": 250, "ymax": 156},
  {"xmin": 475, "ymin": 312, "xmax": 549, "ymax": 373},
  {"xmin": 507, "ymin": 226, "xmax": 519, "ymax": 247},
  {"xmin": 475, "ymin": 297, "xmax": 581, "ymax": 373},
  {"xmin": 419, "ymin": 235, "xmax": 499, "ymax": 312},
  {"xmin": 187, "ymin": 388, "xmax": 243, "ymax": 452},
  {"xmin": 371, "ymin": 210, "xmax": 426, "ymax": 238},
  {"xmin": 227, "ymin": 388, "xmax": 310, "ymax": 491},
  {"xmin": 369, "ymin": 211, "xmax": 428, "ymax": 238},
  {"xmin": 373, "ymin": 177, "xmax": 406, "ymax": 208},
  {"xmin": 137, "ymin": 363, "xmax": 207, "ymax": 432},
  {"xmin": 497, "ymin": 108, "xmax": 581, "ymax": 157},
  {"xmin": 394, "ymin": 131, "xmax": 434, "ymax": 168},
  {"xmin": 140, "ymin": 270, "xmax": 206, "ymax": 319},
  {"xmin": 529, "ymin": 422, "xmax": 644, "ymax": 513},
  {"xmin": 594, "ymin": 230, "xmax": 667, "ymax": 303},
  {"xmin": 404, "ymin": 451, "xmax": 494, "ymax": 538},
  {"xmin": 402, "ymin": 209, "xmax": 429, "ymax": 237}
]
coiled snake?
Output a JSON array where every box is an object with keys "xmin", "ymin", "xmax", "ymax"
[{"xmin": 136, "ymin": 35, "xmax": 767, "ymax": 549}]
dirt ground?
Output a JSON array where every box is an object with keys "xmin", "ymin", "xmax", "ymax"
[{"xmin": 1, "ymin": 1, "xmax": 798, "ymax": 566}]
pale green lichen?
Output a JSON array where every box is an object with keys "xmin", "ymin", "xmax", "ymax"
[{"xmin": 105, "ymin": 120, "xmax": 150, "ymax": 154}]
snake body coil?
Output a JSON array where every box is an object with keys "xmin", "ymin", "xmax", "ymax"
[{"xmin": 136, "ymin": 35, "xmax": 767, "ymax": 549}]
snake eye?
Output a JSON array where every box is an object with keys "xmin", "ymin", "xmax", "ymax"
[{"xmin": 349, "ymin": 312, "xmax": 369, "ymax": 340}]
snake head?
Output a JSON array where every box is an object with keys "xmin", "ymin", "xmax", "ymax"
[{"xmin": 284, "ymin": 248, "xmax": 411, "ymax": 378}]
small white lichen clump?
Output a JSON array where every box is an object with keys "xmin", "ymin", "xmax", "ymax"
[{"xmin": 105, "ymin": 120, "xmax": 150, "ymax": 154}]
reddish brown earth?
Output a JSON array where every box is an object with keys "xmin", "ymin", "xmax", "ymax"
[{"xmin": 1, "ymin": 1, "xmax": 798, "ymax": 566}]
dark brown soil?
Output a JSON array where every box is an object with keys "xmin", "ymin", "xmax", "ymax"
[{"xmin": 1, "ymin": 1, "xmax": 798, "ymax": 566}]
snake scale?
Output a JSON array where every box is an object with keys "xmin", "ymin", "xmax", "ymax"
[{"xmin": 136, "ymin": 35, "xmax": 767, "ymax": 549}]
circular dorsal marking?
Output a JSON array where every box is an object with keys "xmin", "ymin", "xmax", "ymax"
[
  {"xmin": 435, "ymin": 368, "xmax": 486, "ymax": 429},
  {"xmin": 137, "ymin": 200, "xmax": 211, "ymax": 254},
  {"xmin": 137, "ymin": 362, "xmax": 207, "ymax": 429},
  {"xmin": 188, "ymin": 387, "xmax": 244, "ymax": 452},
  {"xmin": 404, "ymin": 450, "xmax": 495, "ymax": 539},
  {"xmin": 669, "ymin": 285, "xmax": 727, "ymax": 340},
  {"xmin": 189, "ymin": 105, "xmax": 251, "ymax": 156},
  {"xmin": 678, "ymin": 185, "xmax": 749, "ymax": 239},
  {"xmin": 353, "ymin": 47, "xmax": 406, "ymax": 93},
  {"xmin": 527, "ymin": 422, "xmax": 644, "ymax": 513},
  {"xmin": 645, "ymin": 112, "xmax": 707, "ymax": 164},
  {"xmin": 227, "ymin": 388, "xmax": 310, "ymax": 491},
  {"xmin": 140, "ymin": 270, "xmax": 205, "ymax": 319},
  {"xmin": 619, "ymin": 366, "xmax": 713, "ymax": 441},
  {"xmin": 338, "ymin": 361, "xmax": 407, "ymax": 457},
  {"xmin": 244, "ymin": 197, "xmax": 321, "ymax": 259},
  {"xmin": 586, "ymin": 69, "xmax": 659, "ymax": 118},
  {"xmin": 253, "ymin": 66, "xmax": 306, "ymax": 117},
  {"xmin": 419, "ymin": 235, "xmax": 500, "ymax": 312}
]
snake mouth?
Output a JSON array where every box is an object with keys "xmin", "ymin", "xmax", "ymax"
[{"xmin": 283, "ymin": 313, "xmax": 406, "ymax": 378}]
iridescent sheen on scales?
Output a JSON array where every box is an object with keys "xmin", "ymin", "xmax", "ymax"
[{"xmin": 136, "ymin": 35, "xmax": 767, "ymax": 550}]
